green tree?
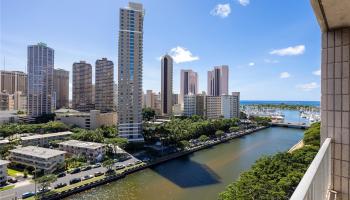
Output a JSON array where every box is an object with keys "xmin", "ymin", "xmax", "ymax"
[
  {"xmin": 99, "ymin": 125, "xmax": 118, "ymax": 138},
  {"xmin": 103, "ymin": 159, "xmax": 115, "ymax": 175},
  {"xmin": 179, "ymin": 140, "xmax": 190, "ymax": 149},
  {"xmin": 142, "ymin": 107, "xmax": 156, "ymax": 121},
  {"xmin": 35, "ymin": 174, "xmax": 57, "ymax": 194},
  {"xmin": 71, "ymin": 129, "xmax": 104, "ymax": 143},
  {"xmin": 105, "ymin": 137, "xmax": 128, "ymax": 156},
  {"xmin": 229, "ymin": 126, "xmax": 240, "ymax": 133},
  {"xmin": 198, "ymin": 135, "xmax": 209, "ymax": 142},
  {"xmin": 215, "ymin": 130, "xmax": 225, "ymax": 138},
  {"xmin": 218, "ymin": 122, "xmax": 321, "ymax": 200},
  {"xmin": 65, "ymin": 156, "xmax": 86, "ymax": 169},
  {"xmin": 303, "ymin": 122, "xmax": 320, "ymax": 147}
]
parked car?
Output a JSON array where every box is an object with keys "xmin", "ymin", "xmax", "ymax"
[
  {"xmin": 82, "ymin": 175, "xmax": 93, "ymax": 181},
  {"xmin": 92, "ymin": 163, "xmax": 101, "ymax": 168},
  {"xmin": 115, "ymin": 165, "xmax": 125, "ymax": 170},
  {"xmin": 126, "ymin": 163, "xmax": 134, "ymax": 167},
  {"xmin": 81, "ymin": 166, "xmax": 92, "ymax": 171},
  {"xmin": 69, "ymin": 168, "xmax": 81, "ymax": 174},
  {"xmin": 69, "ymin": 178, "xmax": 81, "ymax": 184},
  {"xmin": 142, "ymin": 157, "xmax": 151, "ymax": 162},
  {"xmin": 94, "ymin": 171, "xmax": 104, "ymax": 177},
  {"xmin": 54, "ymin": 183, "xmax": 67, "ymax": 189},
  {"xmin": 8, "ymin": 177, "xmax": 17, "ymax": 183},
  {"xmin": 135, "ymin": 160, "xmax": 142, "ymax": 165},
  {"xmin": 57, "ymin": 172, "xmax": 66, "ymax": 178},
  {"xmin": 118, "ymin": 155, "xmax": 132, "ymax": 162},
  {"xmin": 38, "ymin": 187, "xmax": 51, "ymax": 194},
  {"xmin": 22, "ymin": 192, "xmax": 35, "ymax": 199}
]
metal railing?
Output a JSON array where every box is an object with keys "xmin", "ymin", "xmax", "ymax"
[{"xmin": 290, "ymin": 138, "xmax": 332, "ymax": 200}]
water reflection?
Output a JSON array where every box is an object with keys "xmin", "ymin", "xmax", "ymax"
[{"xmin": 152, "ymin": 156, "xmax": 221, "ymax": 188}]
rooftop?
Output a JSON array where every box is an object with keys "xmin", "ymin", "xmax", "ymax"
[
  {"xmin": 0, "ymin": 159, "xmax": 10, "ymax": 166},
  {"xmin": 58, "ymin": 140, "xmax": 105, "ymax": 149},
  {"xmin": 21, "ymin": 131, "xmax": 72, "ymax": 141},
  {"xmin": 9, "ymin": 146, "xmax": 66, "ymax": 159}
]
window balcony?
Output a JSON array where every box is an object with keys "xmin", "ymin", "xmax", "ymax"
[{"xmin": 290, "ymin": 138, "xmax": 334, "ymax": 200}]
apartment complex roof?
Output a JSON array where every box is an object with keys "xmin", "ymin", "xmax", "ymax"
[
  {"xmin": 9, "ymin": 146, "xmax": 66, "ymax": 159},
  {"xmin": 58, "ymin": 140, "xmax": 105, "ymax": 150}
]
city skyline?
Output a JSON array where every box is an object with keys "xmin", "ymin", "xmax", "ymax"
[{"xmin": 1, "ymin": 0, "xmax": 321, "ymax": 101}]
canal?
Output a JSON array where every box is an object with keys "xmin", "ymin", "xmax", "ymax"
[{"xmin": 66, "ymin": 127, "xmax": 304, "ymax": 200}]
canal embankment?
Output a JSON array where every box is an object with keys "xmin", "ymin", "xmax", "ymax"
[{"xmin": 40, "ymin": 126, "xmax": 268, "ymax": 200}]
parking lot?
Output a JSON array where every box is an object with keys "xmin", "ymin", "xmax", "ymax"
[{"xmin": 0, "ymin": 154, "xmax": 142, "ymax": 200}]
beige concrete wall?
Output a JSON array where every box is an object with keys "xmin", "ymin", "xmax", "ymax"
[{"xmin": 321, "ymin": 27, "xmax": 350, "ymax": 200}]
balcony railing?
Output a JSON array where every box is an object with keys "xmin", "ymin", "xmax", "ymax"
[{"xmin": 290, "ymin": 138, "xmax": 332, "ymax": 200}]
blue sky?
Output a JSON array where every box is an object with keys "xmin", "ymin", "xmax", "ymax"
[{"xmin": 0, "ymin": 0, "xmax": 321, "ymax": 101}]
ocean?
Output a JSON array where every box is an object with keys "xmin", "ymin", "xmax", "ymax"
[{"xmin": 240, "ymin": 100, "xmax": 320, "ymax": 107}]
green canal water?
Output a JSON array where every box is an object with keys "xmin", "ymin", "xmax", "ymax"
[{"xmin": 66, "ymin": 127, "xmax": 304, "ymax": 200}]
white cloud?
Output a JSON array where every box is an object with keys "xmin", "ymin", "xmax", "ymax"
[
  {"xmin": 270, "ymin": 45, "xmax": 305, "ymax": 56},
  {"xmin": 238, "ymin": 0, "xmax": 250, "ymax": 6},
  {"xmin": 210, "ymin": 4, "xmax": 231, "ymax": 18},
  {"xmin": 296, "ymin": 82, "xmax": 319, "ymax": 91},
  {"xmin": 280, "ymin": 72, "xmax": 291, "ymax": 79},
  {"xmin": 168, "ymin": 46, "xmax": 199, "ymax": 64},
  {"xmin": 248, "ymin": 62, "xmax": 255, "ymax": 66},
  {"xmin": 313, "ymin": 69, "xmax": 321, "ymax": 76},
  {"xmin": 264, "ymin": 59, "xmax": 279, "ymax": 64}
]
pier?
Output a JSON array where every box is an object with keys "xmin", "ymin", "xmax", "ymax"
[{"xmin": 270, "ymin": 122, "xmax": 310, "ymax": 129}]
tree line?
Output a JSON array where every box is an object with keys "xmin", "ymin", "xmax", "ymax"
[{"xmin": 218, "ymin": 122, "xmax": 321, "ymax": 200}]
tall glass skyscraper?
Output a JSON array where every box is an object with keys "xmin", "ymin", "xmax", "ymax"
[
  {"xmin": 117, "ymin": 2, "xmax": 144, "ymax": 142},
  {"xmin": 207, "ymin": 65, "xmax": 229, "ymax": 96},
  {"xmin": 161, "ymin": 54, "xmax": 173, "ymax": 116},
  {"xmin": 27, "ymin": 43, "xmax": 54, "ymax": 117}
]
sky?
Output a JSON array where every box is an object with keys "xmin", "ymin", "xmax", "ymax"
[{"xmin": 0, "ymin": 0, "xmax": 322, "ymax": 101}]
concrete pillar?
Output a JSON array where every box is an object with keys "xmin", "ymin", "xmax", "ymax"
[{"xmin": 321, "ymin": 27, "xmax": 350, "ymax": 200}]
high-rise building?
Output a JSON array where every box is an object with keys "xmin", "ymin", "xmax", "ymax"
[
  {"xmin": 53, "ymin": 69, "xmax": 69, "ymax": 109},
  {"xmin": 113, "ymin": 83, "xmax": 118, "ymax": 111},
  {"xmin": 27, "ymin": 43, "xmax": 54, "ymax": 117},
  {"xmin": 172, "ymin": 93, "xmax": 179, "ymax": 105},
  {"xmin": 95, "ymin": 58, "xmax": 114, "ymax": 112},
  {"xmin": 91, "ymin": 84, "xmax": 95, "ymax": 105},
  {"xmin": 161, "ymin": 54, "xmax": 173, "ymax": 116},
  {"xmin": 183, "ymin": 94, "xmax": 196, "ymax": 117},
  {"xmin": 180, "ymin": 69, "xmax": 198, "ymax": 106},
  {"xmin": 117, "ymin": 2, "xmax": 144, "ymax": 142},
  {"xmin": 154, "ymin": 92, "xmax": 161, "ymax": 115},
  {"xmin": 205, "ymin": 96, "xmax": 222, "ymax": 119},
  {"xmin": 14, "ymin": 91, "xmax": 27, "ymax": 111},
  {"xmin": 0, "ymin": 70, "xmax": 27, "ymax": 94},
  {"xmin": 143, "ymin": 90, "xmax": 154, "ymax": 109},
  {"xmin": 72, "ymin": 61, "xmax": 93, "ymax": 112},
  {"xmin": 207, "ymin": 65, "xmax": 229, "ymax": 96},
  {"xmin": 183, "ymin": 94, "xmax": 205, "ymax": 117},
  {"xmin": 195, "ymin": 94, "xmax": 205, "ymax": 116},
  {"xmin": 221, "ymin": 92, "xmax": 240, "ymax": 119},
  {"xmin": 0, "ymin": 92, "xmax": 14, "ymax": 111}
]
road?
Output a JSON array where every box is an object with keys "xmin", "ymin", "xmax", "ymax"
[{"xmin": 0, "ymin": 157, "xmax": 140, "ymax": 200}]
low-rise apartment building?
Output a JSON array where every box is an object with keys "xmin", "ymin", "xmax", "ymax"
[
  {"xmin": 0, "ymin": 160, "xmax": 10, "ymax": 185},
  {"xmin": 0, "ymin": 131, "xmax": 72, "ymax": 148},
  {"xmin": 56, "ymin": 109, "xmax": 117, "ymax": 129},
  {"xmin": 9, "ymin": 146, "xmax": 66, "ymax": 173},
  {"xmin": 58, "ymin": 140, "xmax": 105, "ymax": 163}
]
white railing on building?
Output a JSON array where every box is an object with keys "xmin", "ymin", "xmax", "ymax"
[{"xmin": 290, "ymin": 138, "xmax": 332, "ymax": 200}]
